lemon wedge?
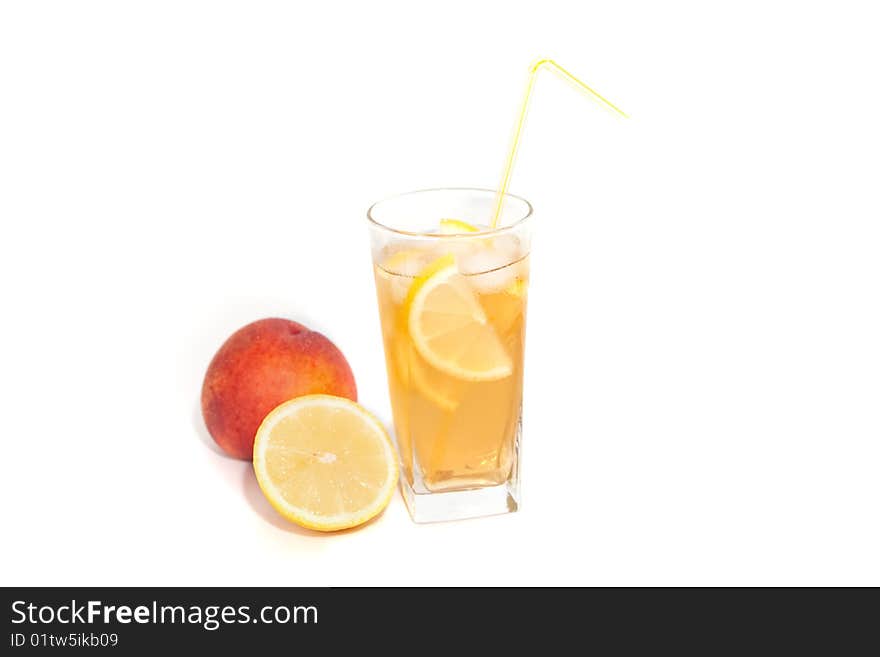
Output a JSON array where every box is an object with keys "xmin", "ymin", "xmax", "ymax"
[
  {"xmin": 437, "ymin": 218, "xmax": 480, "ymax": 234},
  {"xmin": 405, "ymin": 255, "xmax": 513, "ymax": 381}
]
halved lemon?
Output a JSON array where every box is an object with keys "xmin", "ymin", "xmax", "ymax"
[
  {"xmin": 253, "ymin": 395, "xmax": 398, "ymax": 532},
  {"xmin": 438, "ymin": 218, "xmax": 480, "ymax": 234},
  {"xmin": 406, "ymin": 254, "xmax": 513, "ymax": 381}
]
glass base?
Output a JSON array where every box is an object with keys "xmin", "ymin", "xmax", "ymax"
[{"xmin": 400, "ymin": 477, "xmax": 520, "ymax": 523}]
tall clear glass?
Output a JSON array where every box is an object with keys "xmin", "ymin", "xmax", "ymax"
[{"xmin": 367, "ymin": 188, "xmax": 533, "ymax": 522}]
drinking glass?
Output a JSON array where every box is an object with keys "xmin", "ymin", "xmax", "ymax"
[{"xmin": 367, "ymin": 188, "xmax": 533, "ymax": 522}]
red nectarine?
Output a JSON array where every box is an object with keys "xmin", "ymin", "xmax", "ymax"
[{"xmin": 201, "ymin": 318, "xmax": 357, "ymax": 459}]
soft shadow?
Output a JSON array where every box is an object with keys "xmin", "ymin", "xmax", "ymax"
[
  {"xmin": 241, "ymin": 467, "xmax": 327, "ymax": 536},
  {"xmin": 192, "ymin": 398, "xmax": 230, "ymax": 458},
  {"xmin": 193, "ymin": 397, "xmax": 327, "ymax": 537},
  {"xmin": 196, "ymin": 390, "xmax": 385, "ymax": 536}
]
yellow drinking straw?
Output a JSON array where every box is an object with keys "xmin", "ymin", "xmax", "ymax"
[{"xmin": 491, "ymin": 59, "xmax": 628, "ymax": 227}]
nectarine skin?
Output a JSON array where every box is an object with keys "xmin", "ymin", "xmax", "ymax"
[{"xmin": 201, "ymin": 318, "xmax": 357, "ymax": 459}]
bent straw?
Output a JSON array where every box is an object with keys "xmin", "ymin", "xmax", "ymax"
[{"xmin": 491, "ymin": 59, "xmax": 628, "ymax": 227}]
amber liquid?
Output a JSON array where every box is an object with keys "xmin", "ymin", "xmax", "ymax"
[{"xmin": 374, "ymin": 254, "xmax": 528, "ymax": 492}]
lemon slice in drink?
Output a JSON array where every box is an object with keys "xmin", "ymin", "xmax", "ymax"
[
  {"xmin": 438, "ymin": 218, "xmax": 480, "ymax": 234},
  {"xmin": 253, "ymin": 395, "xmax": 398, "ymax": 532},
  {"xmin": 406, "ymin": 254, "xmax": 513, "ymax": 382}
]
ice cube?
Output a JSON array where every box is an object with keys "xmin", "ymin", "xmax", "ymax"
[
  {"xmin": 470, "ymin": 262, "xmax": 522, "ymax": 293},
  {"xmin": 488, "ymin": 233, "xmax": 523, "ymax": 261},
  {"xmin": 458, "ymin": 236, "xmax": 525, "ymax": 293},
  {"xmin": 380, "ymin": 244, "xmax": 432, "ymax": 276},
  {"xmin": 440, "ymin": 238, "xmax": 479, "ymax": 264},
  {"xmin": 378, "ymin": 245, "xmax": 432, "ymax": 303},
  {"xmin": 456, "ymin": 235, "xmax": 522, "ymax": 272}
]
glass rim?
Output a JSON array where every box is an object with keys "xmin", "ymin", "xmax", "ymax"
[{"xmin": 366, "ymin": 187, "xmax": 533, "ymax": 239}]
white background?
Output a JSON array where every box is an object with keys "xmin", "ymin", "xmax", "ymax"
[{"xmin": 2, "ymin": 1, "xmax": 878, "ymax": 586}]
